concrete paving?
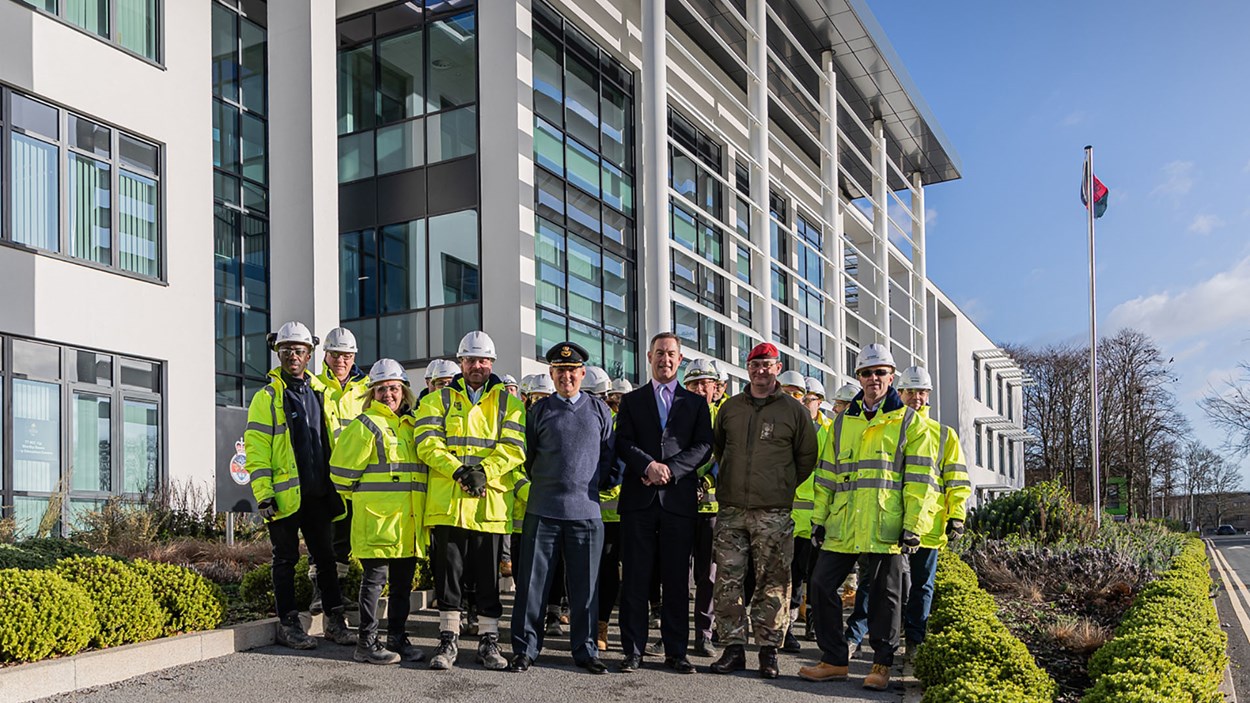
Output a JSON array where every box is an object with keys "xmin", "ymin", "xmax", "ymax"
[{"xmin": 1206, "ymin": 534, "xmax": 1250, "ymax": 702}]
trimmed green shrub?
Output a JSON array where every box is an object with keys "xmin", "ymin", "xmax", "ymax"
[
  {"xmin": 1082, "ymin": 657, "xmax": 1219, "ymax": 703},
  {"xmin": 0, "ymin": 568, "xmax": 97, "ymax": 662},
  {"xmin": 0, "ymin": 539, "xmax": 97, "ymax": 570},
  {"xmin": 239, "ymin": 556, "xmax": 363, "ymax": 613},
  {"xmin": 0, "ymin": 544, "xmax": 49, "ymax": 570},
  {"xmin": 56, "ymin": 556, "xmax": 165, "ymax": 647},
  {"xmin": 129, "ymin": 559, "xmax": 226, "ymax": 635},
  {"xmin": 923, "ymin": 678, "xmax": 1035, "ymax": 703}
]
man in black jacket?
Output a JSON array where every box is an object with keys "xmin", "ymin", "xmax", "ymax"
[{"xmin": 614, "ymin": 332, "xmax": 714, "ymax": 674}]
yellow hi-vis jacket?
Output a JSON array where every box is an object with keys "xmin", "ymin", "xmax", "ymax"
[
  {"xmin": 512, "ymin": 473, "xmax": 531, "ymax": 533},
  {"xmin": 811, "ymin": 389, "xmax": 940, "ymax": 554},
  {"xmin": 915, "ymin": 407, "xmax": 972, "ymax": 550},
  {"xmin": 317, "ymin": 366, "xmax": 371, "ymax": 447},
  {"xmin": 245, "ymin": 368, "xmax": 345, "ymax": 522},
  {"xmin": 599, "ymin": 407, "xmax": 622, "ymax": 522},
  {"xmin": 791, "ymin": 413, "xmax": 833, "ymax": 538},
  {"xmin": 696, "ymin": 398, "xmax": 722, "ymax": 515},
  {"xmin": 414, "ymin": 376, "xmax": 526, "ymax": 534},
  {"xmin": 329, "ymin": 402, "xmax": 428, "ymax": 559}
]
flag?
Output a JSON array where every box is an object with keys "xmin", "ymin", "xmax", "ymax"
[{"xmin": 1081, "ymin": 161, "xmax": 1109, "ymax": 218}]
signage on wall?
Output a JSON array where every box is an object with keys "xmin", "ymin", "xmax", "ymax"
[
  {"xmin": 229, "ymin": 438, "xmax": 249, "ymax": 486},
  {"xmin": 215, "ymin": 407, "xmax": 255, "ymax": 513}
]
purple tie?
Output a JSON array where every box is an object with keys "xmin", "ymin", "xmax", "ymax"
[{"xmin": 659, "ymin": 385, "xmax": 671, "ymax": 427}]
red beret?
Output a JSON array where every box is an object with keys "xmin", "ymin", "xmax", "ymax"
[{"xmin": 747, "ymin": 342, "xmax": 780, "ymax": 361}]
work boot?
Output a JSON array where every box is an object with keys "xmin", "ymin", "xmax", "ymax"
[
  {"xmin": 708, "ymin": 643, "xmax": 746, "ymax": 674},
  {"xmin": 323, "ymin": 606, "xmax": 358, "ymax": 645},
  {"xmin": 798, "ymin": 661, "xmax": 849, "ymax": 682},
  {"xmin": 649, "ymin": 603, "xmax": 661, "ymax": 629},
  {"xmin": 840, "ymin": 588, "xmax": 857, "ymax": 609},
  {"xmin": 354, "ymin": 634, "xmax": 401, "ymax": 664},
  {"xmin": 276, "ymin": 611, "xmax": 317, "ymax": 650},
  {"xmin": 429, "ymin": 631, "xmax": 459, "ymax": 670},
  {"xmin": 309, "ymin": 583, "xmax": 323, "ymax": 615},
  {"xmin": 545, "ymin": 610, "xmax": 564, "ymax": 636},
  {"xmin": 464, "ymin": 606, "xmax": 480, "ymax": 636},
  {"xmin": 759, "ymin": 645, "xmax": 779, "ymax": 679},
  {"xmin": 863, "ymin": 663, "xmax": 891, "ymax": 690},
  {"xmin": 476, "ymin": 633, "xmax": 508, "ymax": 670},
  {"xmin": 500, "ymin": 559, "xmax": 513, "ymax": 578},
  {"xmin": 645, "ymin": 638, "xmax": 663, "ymax": 655},
  {"xmin": 559, "ymin": 607, "xmax": 570, "ymax": 625},
  {"xmin": 597, "ymin": 621, "xmax": 610, "ymax": 651},
  {"xmin": 386, "ymin": 634, "xmax": 426, "ymax": 662},
  {"xmin": 781, "ymin": 627, "xmax": 802, "ymax": 653},
  {"xmin": 692, "ymin": 637, "xmax": 717, "ymax": 658}
]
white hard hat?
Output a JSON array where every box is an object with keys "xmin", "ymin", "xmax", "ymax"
[
  {"xmin": 366, "ymin": 358, "xmax": 416, "ymax": 407},
  {"xmin": 501, "ymin": 374, "xmax": 518, "ymax": 387},
  {"xmin": 684, "ymin": 359, "xmax": 719, "ymax": 384},
  {"xmin": 896, "ymin": 366, "xmax": 933, "ymax": 391},
  {"xmin": 834, "ymin": 382, "xmax": 861, "ymax": 402},
  {"xmin": 269, "ymin": 321, "xmax": 317, "ymax": 350},
  {"xmin": 430, "ymin": 359, "xmax": 458, "ymax": 381},
  {"xmin": 805, "ymin": 377, "xmax": 826, "ymax": 398},
  {"xmin": 609, "ymin": 378, "xmax": 633, "ymax": 396},
  {"xmin": 778, "ymin": 370, "xmax": 806, "ymax": 389},
  {"xmin": 855, "ymin": 343, "xmax": 896, "ymax": 372},
  {"xmin": 717, "ymin": 365, "xmax": 729, "ymax": 382},
  {"xmin": 530, "ymin": 374, "xmax": 556, "ymax": 396},
  {"xmin": 423, "ymin": 360, "xmax": 443, "ymax": 380},
  {"xmin": 519, "ymin": 374, "xmax": 536, "ymax": 395},
  {"xmin": 584, "ymin": 366, "xmax": 611, "ymax": 395},
  {"xmin": 819, "ymin": 401, "xmax": 833, "ymax": 416},
  {"xmin": 323, "ymin": 327, "xmax": 358, "ymax": 353},
  {"xmin": 457, "ymin": 331, "xmax": 497, "ymax": 360}
]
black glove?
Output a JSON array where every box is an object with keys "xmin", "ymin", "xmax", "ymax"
[
  {"xmin": 811, "ymin": 525, "xmax": 827, "ymax": 548},
  {"xmin": 454, "ymin": 467, "xmax": 488, "ymax": 496},
  {"xmin": 946, "ymin": 519, "xmax": 965, "ymax": 541},
  {"xmin": 256, "ymin": 497, "xmax": 277, "ymax": 521},
  {"xmin": 900, "ymin": 530, "xmax": 920, "ymax": 554}
]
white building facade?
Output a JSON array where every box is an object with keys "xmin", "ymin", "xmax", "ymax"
[{"xmin": 0, "ymin": 0, "xmax": 1024, "ymax": 534}]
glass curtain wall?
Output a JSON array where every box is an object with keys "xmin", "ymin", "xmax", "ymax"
[
  {"xmin": 18, "ymin": 0, "xmax": 160, "ymax": 60},
  {"xmin": 532, "ymin": 1, "xmax": 637, "ymax": 381},
  {"xmin": 212, "ymin": 0, "xmax": 270, "ymax": 406}
]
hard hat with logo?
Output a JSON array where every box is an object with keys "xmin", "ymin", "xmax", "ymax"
[
  {"xmin": 457, "ymin": 331, "xmax": 497, "ymax": 360},
  {"xmin": 855, "ymin": 343, "xmax": 896, "ymax": 372},
  {"xmin": 430, "ymin": 359, "xmax": 459, "ymax": 381},
  {"xmin": 834, "ymin": 382, "xmax": 861, "ymax": 402},
  {"xmin": 896, "ymin": 366, "xmax": 933, "ymax": 391},
  {"xmin": 777, "ymin": 370, "xmax": 806, "ymax": 389},
  {"xmin": 805, "ymin": 376, "xmax": 826, "ymax": 398},
  {"xmin": 501, "ymin": 374, "xmax": 519, "ymax": 387},
  {"xmin": 519, "ymin": 374, "xmax": 536, "ymax": 395},
  {"xmin": 610, "ymin": 378, "xmax": 633, "ymax": 396},
  {"xmin": 584, "ymin": 366, "xmax": 612, "ymax": 395},
  {"xmin": 268, "ymin": 321, "xmax": 318, "ymax": 351},
  {"xmin": 366, "ymin": 358, "xmax": 416, "ymax": 408},
  {"xmin": 684, "ymin": 359, "xmax": 719, "ymax": 384},
  {"xmin": 323, "ymin": 327, "xmax": 358, "ymax": 354},
  {"xmin": 423, "ymin": 360, "xmax": 442, "ymax": 380},
  {"xmin": 530, "ymin": 373, "xmax": 556, "ymax": 396}
]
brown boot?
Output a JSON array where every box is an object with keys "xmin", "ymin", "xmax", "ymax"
[
  {"xmin": 597, "ymin": 621, "xmax": 609, "ymax": 651},
  {"xmin": 798, "ymin": 661, "xmax": 849, "ymax": 682},
  {"xmin": 841, "ymin": 588, "xmax": 857, "ymax": 609},
  {"xmin": 863, "ymin": 663, "xmax": 891, "ymax": 690}
]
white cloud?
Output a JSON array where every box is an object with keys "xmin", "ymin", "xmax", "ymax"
[
  {"xmin": 1061, "ymin": 111, "xmax": 1085, "ymax": 127},
  {"xmin": 1188, "ymin": 214, "xmax": 1226, "ymax": 235},
  {"xmin": 1107, "ymin": 255, "xmax": 1250, "ymax": 343},
  {"xmin": 1151, "ymin": 160, "xmax": 1195, "ymax": 199}
]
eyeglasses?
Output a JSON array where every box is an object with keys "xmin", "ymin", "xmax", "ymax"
[
  {"xmin": 747, "ymin": 360, "xmax": 778, "ymax": 370},
  {"xmin": 277, "ymin": 347, "xmax": 310, "ymax": 359},
  {"xmin": 374, "ymin": 385, "xmax": 405, "ymax": 395},
  {"xmin": 787, "ymin": 390, "xmax": 805, "ymax": 400},
  {"xmin": 857, "ymin": 368, "xmax": 892, "ymax": 378},
  {"xmin": 327, "ymin": 351, "xmax": 355, "ymax": 360}
]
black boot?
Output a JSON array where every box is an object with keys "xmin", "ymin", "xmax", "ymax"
[
  {"xmin": 709, "ymin": 643, "xmax": 746, "ymax": 674},
  {"xmin": 276, "ymin": 611, "xmax": 317, "ymax": 650},
  {"xmin": 781, "ymin": 627, "xmax": 802, "ymax": 653},
  {"xmin": 759, "ymin": 645, "xmax": 779, "ymax": 679}
]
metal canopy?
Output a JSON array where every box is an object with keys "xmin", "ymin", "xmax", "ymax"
[
  {"xmin": 974, "ymin": 416, "xmax": 1036, "ymax": 442},
  {"xmin": 667, "ymin": 0, "xmax": 961, "ymax": 190}
]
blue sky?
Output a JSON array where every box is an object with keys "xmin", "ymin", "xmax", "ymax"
[{"xmin": 866, "ymin": 1, "xmax": 1250, "ymax": 477}]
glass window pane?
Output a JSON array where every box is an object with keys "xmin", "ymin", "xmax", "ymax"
[
  {"xmin": 216, "ymin": 374, "xmax": 241, "ymax": 407},
  {"xmin": 566, "ymin": 186, "xmax": 600, "ymax": 240},
  {"xmin": 11, "ymin": 133, "xmax": 60, "ymax": 252},
  {"xmin": 671, "ymin": 205, "xmax": 696, "ymax": 252},
  {"xmin": 602, "ymin": 160, "xmax": 632, "ymax": 215},
  {"xmin": 601, "ymin": 207, "xmax": 626, "ymax": 246},
  {"xmin": 69, "ymin": 155, "xmax": 112, "ymax": 265},
  {"xmin": 536, "ymin": 309, "xmax": 565, "ymax": 361},
  {"xmin": 534, "ymin": 117, "xmax": 563, "ymax": 176},
  {"xmin": 426, "ymin": 11, "xmax": 477, "ymax": 111},
  {"xmin": 70, "ymin": 116, "xmax": 111, "ymax": 158},
  {"xmin": 533, "ymin": 28, "xmax": 563, "ymax": 124},
  {"xmin": 214, "ymin": 101, "xmax": 239, "ymax": 173},
  {"xmin": 123, "ymin": 400, "xmax": 160, "ymax": 494},
  {"xmin": 215, "ymin": 205, "xmax": 240, "ymax": 301},
  {"xmin": 243, "ymin": 308, "xmax": 269, "ymax": 379},
  {"xmin": 376, "ymin": 3, "xmax": 423, "ymax": 35},
  {"xmin": 119, "ymin": 135, "xmax": 159, "ymax": 174},
  {"xmin": 239, "ymin": 17, "xmax": 267, "ymax": 114},
  {"xmin": 565, "ymin": 138, "xmax": 599, "ymax": 197},
  {"xmin": 13, "ymin": 497, "xmax": 52, "ymax": 541},
  {"xmin": 535, "ymin": 167, "xmax": 565, "ymax": 221},
  {"xmin": 342, "ymin": 320, "xmax": 378, "ymax": 367},
  {"xmin": 566, "ymin": 235, "xmax": 601, "ymax": 324},
  {"xmin": 118, "ymin": 357, "xmax": 159, "ymax": 392},
  {"xmin": 427, "ymin": 105, "xmax": 476, "ymax": 163},
  {"xmin": 212, "ymin": 2, "xmax": 239, "ymax": 99},
  {"xmin": 674, "ymin": 304, "xmax": 698, "ymax": 349},
  {"xmin": 564, "ymin": 51, "xmax": 598, "ymax": 148},
  {"xmin": 12, "ymin": 379, "xmax": 61, "ymax": 492},
  {"xmin": 429, "ymin": 303, "xmax": 480, "ymax": 358},
  {"xmin": 602, "ymin": 335, "xmax": 629, "ymax": 382},
  {"xmin": 241, "ymin": 214, "xmax": 268, "ymax": 308},
  {"xmin": 602, "ymin": 250, "xmax": 630, "ymax": 336},
  {"xmin": 427, "ymin": 209, "xmax": 479, "ymax": 306},
  {"xmin": 214, "ymin": 170, "xmax": 240, "ymax": 207},
  {"xmin": 338, "ymin": 45, "xmax": 375, "ymax": 134},
  {"xmin": 13, "ymin": 339, "xmax": 60, "ymax": 378},
  {"xmin": 240, "ymin": 113, "xmax": 267, "ymax": 184},
  {"xmin": 568, "ymin": 318, "xmax": 603, "ymax": 367},
  {"xmin": 217, "ymin": 302, "xmax": 241, "ymax": 375},
  {"xmin": 338, "ymin": 132, "xmax": 375, "ymax": 182},
  {"xmin": 672, "ymin": 153, "xmax": 695, "ymax": 200},
  {"xmin": 73, "ymin": 351, "xmax": 112, "ymax": 386},
  {"xmin": 376, "ymin": 119, "xmax": 424, "ymax": 174},
  {"xmin": 117, "ymin": 0, "xmax": 160, "ymax": 61},
  {"xmin": 700, "ymin": 222, "xmax": 722, "ymax": 267},
  {"xmin": 378, "ymin": 29, "xmax": 425, "ymax": 123},
  {"xmin": 339, "ymin": 230, "xmax": 362, "ymax": 318},
  {"xmin": 535, "ymin": 218, "xmax": 565, "ymax": 312},
  {"xmin": 380, "ymin": 220, "xmax": 425, "ymax": 311},
  {"xmin": 601, "ymin": 85, "xmax": 630, "ymax": 169},
  {"xmin": 12, "ymin": 94, "xmax": 59, "ymax": 139},
  {"xmin": 672, "ymin": 250, "xmax": 697, "ymax": 297},
  {"xmin": 118, "ymin": 171, "xmax": 159, "ymax": 277},
  {"xmin": 72, "ymin": 394, "xmax": 111, "ymax": 492},
  {"xmin": 242, "ymin": 180, "xmax": 267, "ymax": 213},
  {"xmin": 378, "ymin": 310, "xmax": 426, "ymax": 362}
]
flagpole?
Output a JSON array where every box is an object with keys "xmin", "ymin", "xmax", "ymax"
[{"xmin": 1085, "ymin": 145, "xmax": 1102, "ymax": 528}]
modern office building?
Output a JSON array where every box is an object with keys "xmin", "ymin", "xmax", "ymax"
[{"xmin": 0, "ymin": 0, "xmax": 1024, "ymax": 535}]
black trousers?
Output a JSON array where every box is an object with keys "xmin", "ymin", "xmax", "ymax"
[
  {"xmin": 358, "ymin": 557, "xmax": 417, "ymax": 641},
  {"xmin": 620, "ymin": 503, "xmax": 695, "ymax": 658},
  {"xmin": 810, "ymin": 551, "xmax": 902, "ymax": 666},
  {"xmin": 692, "ymin": 514, "xmax": 716, "ymax": 640},
  {"xmin": 266, "ymin": 492, "xmax": 343, "ymax": 617},
  {"xmin": 597, "ymin": 521, "xmax": 621, "ymax": 623},
  {"xmin": 432, "ymin": 525, "xmax": 502, "ymax": 618},
  {"xmin": 790, "ymin": 537, "xmax": 813, "ymax": 611},
  {"xmin": 331, "ymin": 499, "xmax": 353, "ymax": 563}
]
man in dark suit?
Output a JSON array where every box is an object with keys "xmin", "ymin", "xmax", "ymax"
[{"xmin": 614, "ymin": 332, "xmax": 714, "ymax": 674}]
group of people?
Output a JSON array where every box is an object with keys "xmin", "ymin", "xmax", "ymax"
[{"xmin": 244, "ymin": 321, "xmax": 970, "ymax": 691}]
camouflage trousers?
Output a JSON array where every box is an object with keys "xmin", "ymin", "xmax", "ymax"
[{"xmin": 712, "ymin": 507, "xmax": 794, "ymax": 647}]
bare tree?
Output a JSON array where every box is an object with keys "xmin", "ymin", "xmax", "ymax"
[{"xmin": 1204, "ymin": 362, "xmax": 1250, "ymax": 455}]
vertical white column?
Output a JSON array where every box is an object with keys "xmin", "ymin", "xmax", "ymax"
[
  {"xmin": 641, "ymin": 0, "xmax": 671, "ymax": 338},
  {"xmin": 912, "ymin": 171, "xmax": 927, "ymax": 367},
  {"xmin": 266, "ymin": 0, "xmax": 339, "ymax": 336},
  {"xmin": 871, "ymin": 118, "xmax": 889, "ymax": 346},
  {"xmin": 747, "ymin": 0, "xmax": 772, "ymax": 342},
  {"xmin": 820, "ymin": 49, "xmax": 843, "ymax": 379}
]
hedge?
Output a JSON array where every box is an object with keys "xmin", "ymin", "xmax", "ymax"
[
  {"xmin": 1081, "ymin": 539, "xmax": 1226, "ymax": 703},
  {"xmin": 129, "ymin": 559, "xmax": 227, "ymax": 635},
  {"xmin": 0, "ymin": 568, "xmax": 97, "ymax": 662},
  {"xmin": 240, "ymin": 555, "xmax": 363, "ymax": 613},
  {"xmin": 914, "ymin": 552, "xmax": 1057, "ymax": 703},
  {"xmin": 0, "ymin": 538, "xmax": 96, "ymax": 570},
  {"xmin": 55, "ymin": 556, "xmax": 165, "ymax": 648}
]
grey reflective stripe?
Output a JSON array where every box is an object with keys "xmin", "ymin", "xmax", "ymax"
[
  {"xmin": 414, "ymin": 416, "xmax": 443, "ymax": 428},
  {"xmin": 339, "ymin": 417, "xmax": 355, "ymax": 427},
  {"xmin": 832, "ymin": 481, "xmax": 856, "ymax": 493},
  {"xmin": 414, "ymin": 429, "xmax": 445, "ymax": 444},
  {"xmin": 515, "ymin": 477, "xmax": 531, "ymax": 489},
  {"xmin": 500, "ymin": 436, "xmax": 525, "ymax": 449},
  {"xmin": 264, "ymin": 386, "xmax": 279, "ymax": 438},
  {"xmin": 705, "ymin": 491, "xmax": 716, "ymax": 502},
  {"xmin": 250, "ymin": 468, "xmax": 273, "ymax": 480},
  {"xmin": 857, "ymin": 478, "xmax": 902, "ymax": 490},
  {"xmin": 329, "ymin": 464, "xmax": 358, "ymax": 479},
  {"xmin": 440, "ymin": 388, "xmax": 452, "ymax": 411},
  {"xmin": 513, "ymin": 519, "xmax": 524, "ymax": 530},
  {"xmin": 856, "ymin": 459, "xmax": 893, "ymax": 471},
  {"xmin": 817, "ymin": 459, "xmax": 837, "ymax": 473},
  {"xmin": 814, "ymin": 475, "xmax": 837, "ymax": 490},
  {"xmin": 333, "ymin": 428, "xmax": 343, "ymax": 439},
  {"xmin": 944, "ymin": 463, "xmax": 968, "ymax": 474},
  {"xmin": 358, "ymin": 415, "xmax": 393, "ymax": 475},
  {"xmin": 502, "ymin": 420, "xmax": 524, "ymax": 434},
  {"xmin": 792, "ymin": 500, "xmax": 814, "ymax": 511},
  {"xmin": 600, "ymin": 500, "xmax": 618, "ymax": 511},
  {"xmin": 272, "ymin": 477, "xmax": 300, "ymax": 492},
  {"xmin": 833, "ymin": 413, "xmax": 844, "ymax": 465},
  {"xmin": 905, "ymin": 455, "xmax": 935, "ymax": 467},
  {"xmin": 413, "ymin": 481, "xmax": 428, "ymax": 493},
  {"xmin": 939, "ymin": 426, "xmax": 948, "ymax": 464},
  {"xmin": 495, "ymin": 389, "xmax": 509, "ymax": 442},
  {"xmin": 246, "ymin": 421, "xmax": 287, "ymax": 435},
  {"xmin": 461, "ymin": 455, "xmax": 485, "ymax": 467},
  {"xmin": 448, "ymin": 436, "xmax": 497, "ymax": 449},
  {"xmin": 893, "ymin": 407, "xmax": 915, "ymax": 478},
  {"xmin": 946, "ymin": 479, "xmax": 972, "ymax": 488},
  {"xmin": 904, "ymin": 472, "xmax": 940, "ymax": 489},
  {"xmin": 353, "ymin": 482, "xmax": 417, "ymax": 493}
]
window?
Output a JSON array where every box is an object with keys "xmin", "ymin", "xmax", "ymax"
[
  {"xmin": 3, "ymin": 334, "xmax": 163, "ymax": 538},
  {"xmin": 772, "ymin": 309, "xmax": 792, "ymax": 346},
  {"xmin": 672, "ymin": 302, "xmax": 725, "ymax": 359},
  {"xmin": 214, "ymin": 1, "xmax": 268, "ymax": 406},
  {"xmin": 1007, "ymin": 383, "xmax": 1014, "ymax": 421},
  {"xmin": 997, "ymin": 377, "xmax": 1005, "ymax": 416},
  {"xmin": 973, "ymin": 360, "xmax": 981, "ymax": 401},
  {"xmin": 3, "ymin": 89, "xmax": 162, "ymax": 277},
  {"xmin": 975, "ymin": 424, "xmax": 983, "ymax": 466},
  {"xmin": 985, "ymin": 369, "xmax": 994, "ymax": 408},
  {"xmin": 17, "ymin": 0, "xmax": 161, "ymax": 61}
]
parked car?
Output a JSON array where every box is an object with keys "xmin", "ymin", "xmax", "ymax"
[{"xmin": 1216, "ymin": 524, "xmax": 1238, "ymax": 535}]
